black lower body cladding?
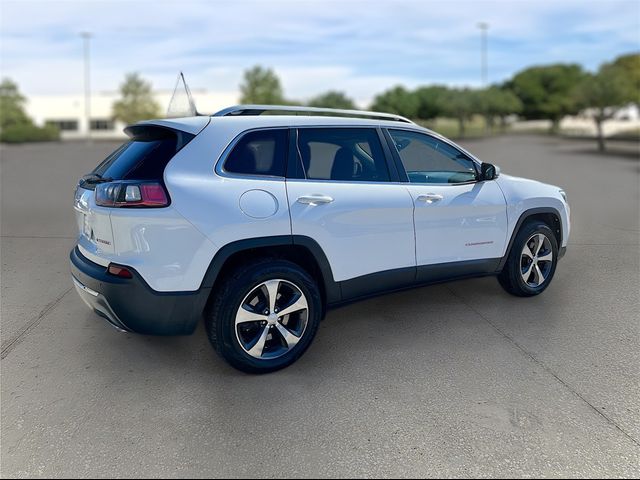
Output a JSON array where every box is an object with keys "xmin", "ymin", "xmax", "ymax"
[{"xmin": 70, "ymin": 247, "xmax": 208, "ymax": 335}]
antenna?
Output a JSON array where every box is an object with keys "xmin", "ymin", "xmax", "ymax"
[{"xmin": 166, "ymin": 72, "xmax": 198, "ymax": 118}]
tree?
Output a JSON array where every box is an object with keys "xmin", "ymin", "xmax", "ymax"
[
  {"xmin": 112, "ymin": 73, "xmax": 161, "ymax": 125},
  {"xmin": 239, "ymin": 66, "xmax": 286, "ymax": 104},
  {"xmin": 369, "ymin": 85, "xmax": 418, "ymax": 119},
  {"xmin": 439, "ymin": 88, "xmax": 477, "ymax": 138},
  {"xmin": 0, "ymin": 78, "xmax": 31, "ymax": 129},
  {"xmin": 497, "ymin": 89, "xmax": 523, "ymax": 131},
  {"xmin": 575, "ymin": 58, "xmax": 636, "ymax": 151},
  {"xmin": 0, "ymin": 78, "xmax": 59, "ymax": 143},
  {"xmin": 609, "ymin": 53, "xmax": 640, "ymax": 105},
  {"xmin": 307, "ymin": 90, "xmax": 356, "ymax": 110},
  {"xmin": 476, "ymin": 86, "xmax": 522, "ymax": 132},
  {"xmin": 509, "ymin": 64, "xmax": 586, "ymax": 132},
  {"xmin": 413, "ymin": 85, "xmax": 448, "ymax": 121}
]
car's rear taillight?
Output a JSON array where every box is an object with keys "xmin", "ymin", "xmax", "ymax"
[{"xmin": 95, "ymin": 181, "xmax": 169, "ymax": 208}]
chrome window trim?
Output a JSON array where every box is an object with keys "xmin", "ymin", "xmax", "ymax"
[
  {"xmin": 284, "ymin": 178, "xmax": 411, "ymax": 187},
  {"xmin": 214, "ymin": 123, "xmax": 487, "ymax": 186}
]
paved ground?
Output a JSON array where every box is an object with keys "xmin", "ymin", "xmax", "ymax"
[{"xmin": 1, "ymin": 135, "xmax": 638, "ymax": 478}]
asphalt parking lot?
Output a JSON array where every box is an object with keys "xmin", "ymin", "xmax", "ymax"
[{"xmin": 1, "ymin": 134, "xmax": 638, "ymax": 478}]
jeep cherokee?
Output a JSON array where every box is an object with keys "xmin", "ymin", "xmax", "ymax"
[{"xmin": 71, "ymin": 105, "xmax": 570, "ymax": 373}]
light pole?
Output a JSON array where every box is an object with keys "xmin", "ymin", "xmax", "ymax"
[
  {"xmin": 80, "ymin": 32, "xmax": 92, "ymax": 142},
  {"xmin": 477, "ymin": 22, "xmax": 489, "ymax": 87}
]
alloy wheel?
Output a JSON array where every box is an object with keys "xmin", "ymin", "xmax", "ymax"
[
  {"xmin": 235, "ymin": 279, "xmax": 309, "ymax": 360},
  {"xmin": 520, "ymin": 233, "xmax": 553, "ymax": 287}
]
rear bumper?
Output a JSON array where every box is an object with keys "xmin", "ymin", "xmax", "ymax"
[
  {"xmin": 70, "ymin": 247, "xmax": 209, "ymax": 335},
  {"xmin": 72, "ymin": 276, "xmax": 131, "ymax": 332}
]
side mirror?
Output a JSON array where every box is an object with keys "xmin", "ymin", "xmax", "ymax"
[{"xmin": 480, "ymin": 163, "xmax": 500, "ymax": 181}]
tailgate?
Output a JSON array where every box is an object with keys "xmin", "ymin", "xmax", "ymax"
[{"xmin": 74, "ymin": 186, "xmax": 115, "ymax": 255}]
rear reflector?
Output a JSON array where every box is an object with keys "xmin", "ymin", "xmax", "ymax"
[
  {"xmin": 107, "ymin": 264, "xmax": 133, "ymax": 279},
  {"xmin": 95, "ymin": 181, "xmax": 169, "ymax": 208}
]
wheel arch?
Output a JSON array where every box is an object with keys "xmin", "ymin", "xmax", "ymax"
[
  {"xmin": 497, "ymin": 207, "xmax": 563, "ymax": 271},
  {"xmin": 201, "ymin": 235, "xmax": 341, "ymax": 313}
]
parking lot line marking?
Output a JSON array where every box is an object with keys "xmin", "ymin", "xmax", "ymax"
[
  {"xmin": 446, "ymin": 285, "xmax": 640, "ymax": 448},
  {"xmin": 1, "ymin": 287, "xmax": 73, "ymax": 360}
]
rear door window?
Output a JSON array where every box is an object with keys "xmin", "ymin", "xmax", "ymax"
[{"xmin": 297, "ymin": 128, "xmax": 390, "ymax": 182}]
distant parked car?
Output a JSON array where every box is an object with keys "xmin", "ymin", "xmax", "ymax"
[{"xmin": 71, "ymin": 105, "xmax": 570, "ymax": 373}]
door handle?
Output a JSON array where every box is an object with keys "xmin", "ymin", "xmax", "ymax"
[
  {"xmin": 297, "ymin": 195, "xmax": 334, "ymax": 206},
  {"xmin": 416, "ymin": 194, "xmax": 443, "ymax": 204}
]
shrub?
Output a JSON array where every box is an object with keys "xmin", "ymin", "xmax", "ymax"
[{"xmin": 0, "ymin": 123, "xmax": 60, "ymax": 143}]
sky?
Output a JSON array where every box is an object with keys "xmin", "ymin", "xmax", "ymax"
[{"xmin": 1, "ymin": 0, "xmax": 639, "ymax": 107}]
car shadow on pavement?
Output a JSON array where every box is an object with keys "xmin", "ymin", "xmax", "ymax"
[{"xmin": 90, "ymin": 275, "xmax": 539, "ymax": 381}]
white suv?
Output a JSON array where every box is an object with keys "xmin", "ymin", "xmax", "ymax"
[{"xmin": 71, "ymin": 105, "xmax": 570, "ymax": 373}]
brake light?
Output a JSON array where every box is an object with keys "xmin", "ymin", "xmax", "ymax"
[{"xmin": 95, "ymin": 181, "xmax": 169, "ymax": 207}]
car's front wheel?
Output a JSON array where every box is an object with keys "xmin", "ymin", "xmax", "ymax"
[
  {"xmin": 498, "ymin": 221, "xmax": 559, "ymax": 297},
  {"xmin": 205, "ymin": 259, "xmax": 322, "ymax": 373}
]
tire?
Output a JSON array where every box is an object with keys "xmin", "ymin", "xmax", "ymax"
[
  {"xmin": 498, "ymin": 221, "xmax": 559, "ymax": 297},
  {"xmin": 205, "ymin": 258, "xmax": 322, "ymax": 374}
]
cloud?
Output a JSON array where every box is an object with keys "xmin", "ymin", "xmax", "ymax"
[{"xmin": 1, "ymin": 0, "xmax": 638, "ymax": 105}]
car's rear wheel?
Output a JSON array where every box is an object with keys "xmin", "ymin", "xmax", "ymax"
[
  {"xmin": 205, "ymin": 258, "xmax": 322, "ymax": 373},
  {"xmin": 498, "ymin": 221, "xmax": 558, "ymax": 297}
]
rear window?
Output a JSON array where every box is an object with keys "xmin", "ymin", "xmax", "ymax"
[{"xmin": 83, "ymin": 126, "xmax": 194, "ymax": 188}]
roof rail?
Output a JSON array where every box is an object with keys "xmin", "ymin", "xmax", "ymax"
[{"xmin": 212, "ymin": 105, "xmax": 415, "ymax": 124}]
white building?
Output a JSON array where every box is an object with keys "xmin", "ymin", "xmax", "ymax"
[
  {"xmin": 508, "ymin": 104, "xmax": 640, "ymax": 136},
  {"xmin": 25, "ymin": 89, "xmax": 237, "ymax": 140},
  {"xmin": 26, "ymin": 91, "xmax": 640, "ymax": 140}
]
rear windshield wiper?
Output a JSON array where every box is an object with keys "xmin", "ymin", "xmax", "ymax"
[{"xmin": 80, "ymin": 173, "xmax": 113, "ymax": 186}]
